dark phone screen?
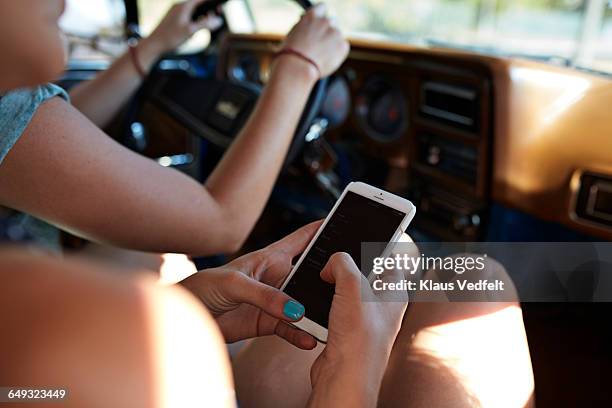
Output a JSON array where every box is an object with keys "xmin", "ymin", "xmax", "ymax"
[{"xmin": 284, "ymin": 191, "xmax": 406, "ymax": 328}]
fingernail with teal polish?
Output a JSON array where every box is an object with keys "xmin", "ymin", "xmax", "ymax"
[{"xmin": 283, "ymin": 300, "xmax": 305, "ymax": 320}]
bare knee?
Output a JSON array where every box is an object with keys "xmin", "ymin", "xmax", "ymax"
[
  {"xmin": 411, "ymin": 253, "xmax": 519, "ymax": 303},
  {"xmin": 379, "ymin": 256, "xmax": 534, "ymax": 408}
]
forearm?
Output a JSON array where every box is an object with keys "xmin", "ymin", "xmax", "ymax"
[
  {"xmin": 204, "ymin": 56, "xmax": 318, "ymax": 247},
  {"xmin": 0, "ymin": 77, "xmax": 316, "ymax": 257},
  {"xmin": 0, "ymin": 5, "xmax": 344, "ymax": 256},
  {"xmin": 69, "ymin": 37, "xmax": 164, "ymax": 128},
  {"xmin": 0, "ymin": 96, "xmax": 237, "ymax": 256},
  {"xmin": 68, "ymin": 53, "xmax": 318, "ymax": 253}
]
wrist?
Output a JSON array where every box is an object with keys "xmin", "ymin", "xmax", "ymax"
[
  {"xmin": 310, "ymin": 342, "xmax": 392, "ymax": 407},
  {"xmin": 271, "ymin": 54, "xmax": 319, "ymax": 88},
  {"xmin": 337, "ymin": 333, "xmax": 396, "ymax": 373},
  {"xmin": 310, "ymin": 358, "xmax": 383, "ymax": 408},
  {"xmin": 136, "ymin": 35, "xmax": 168, "ymax": 70},
  {"xmin": 315, "ymin": 348, "xmax": 390, "ymax": 387}
]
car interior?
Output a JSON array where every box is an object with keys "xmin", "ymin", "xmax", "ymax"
[{"xmin": 30, "ymin": 0, "xmax": 612, "ymax": 405}]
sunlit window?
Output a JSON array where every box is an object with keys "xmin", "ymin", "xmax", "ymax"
[
  {"xmin": 59, "ymin": 0, "xmax": 612, "ymax": 74},
  {"xmin": 248, "ymin": 0, "xmax": 612, "ymax": 75},
  {"xmin": 60, "ymin": 0, "xmax": 126, "ymax": 61},
  {"xmin": 137, "ymin": 0, "xmax": 212, "ymax": 53},
  {"xmin": 60, "ymin": 0, "xmax": 212, "ymax": 61}
]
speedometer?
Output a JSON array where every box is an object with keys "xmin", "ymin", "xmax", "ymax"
[
  {"xmin": 228, "ymin": 53, "xmax": 261, "ymax": 85},
  {"xmin": 355, "ymin": 76, "xmax": 408, "ymax": 143},
  {"xmin": 320, "ymin": 76, "xmax": 351, "ymax": 128}
]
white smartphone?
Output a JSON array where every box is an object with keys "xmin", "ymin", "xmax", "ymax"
[{"xmin": 280, "ymin": 181, "xmax": 416, "ymax": 343}]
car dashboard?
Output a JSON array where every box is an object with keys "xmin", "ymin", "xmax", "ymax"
[{"xmin": 216, "ymin": 33, "xmax": 612, "ymax": 242}]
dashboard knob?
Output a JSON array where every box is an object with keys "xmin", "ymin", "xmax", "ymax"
[
  {"xmin": 127, "ymin": 121, "xmax": 148, "ymax": 152},
  {"xmin": 453, "ymin": 214, "xmax": 470, "ymax": 231},
  {"xmin": 427, "ymin": 145, "xmax": 441, "ymax": 165}
]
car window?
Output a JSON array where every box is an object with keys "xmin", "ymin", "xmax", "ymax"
[
  {"xmin": 247, "ymin": 0, "xmax": 612, "ymax": 76},
  {"xmin": 60, "ymin": 0, "xmax": 213, "ymax": 62},
  {"xmin": 137, "ymin": 0, "xmax": 212, "ymax": 53},
  {"xmin": 60, "ymin": 0, "xmax": 126, "ymax": 62}
]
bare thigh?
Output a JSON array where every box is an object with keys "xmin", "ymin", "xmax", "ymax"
[
  {"xmin": 232, "ymin": 336, "xmax": 324, "ymax": 408},
  {"xmin": 233, "ymin": 255, "xmax": 534, "ymax": 408},
  {"xmin": 378, "ymin": 256, "xmax": 534, "ymax": 408}
]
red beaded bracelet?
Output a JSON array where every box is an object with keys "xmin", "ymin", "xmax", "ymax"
[{"xmin": 274, "ymin": 47, "xmax": 321, "ymax": 78}]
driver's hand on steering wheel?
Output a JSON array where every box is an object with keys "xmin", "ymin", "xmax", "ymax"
[
  {"xmin": 281, "ymin": 3, "xmax": 350, "ymax": 78},
  {"xmin": 148, "ymin": 0, "xmax": 224, "ymax": 55}
]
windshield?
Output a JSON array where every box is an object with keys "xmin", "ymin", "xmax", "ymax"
[
  {"xmin": 60, "ymin": 0, "xmax": 126, "ymax": 61},
  {"xmin": 247, "ymin": 0, "xmax": 612, "ymax": 75},
  {"xmin": 137, "ymin": 0, "xmax": 212, "ymax": 51},
  {"xmin": 60, "ymin": 0, "xmax": 213, "ymax": 61}
]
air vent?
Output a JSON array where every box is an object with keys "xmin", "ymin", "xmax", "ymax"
[
  {"xmin": 418, "ymin": 134, "xmax": 478, "ymax": 184},
  {"xmin": 410, "ymin": 183, "xmax": 485, "ymax": 239},
  {"xmin": 575, "ymin": 173, "xmax": 612, "ymax": 228},
  {"xmin": 420, "ymin": 81, "xmax": 479, "ymax": 132}
]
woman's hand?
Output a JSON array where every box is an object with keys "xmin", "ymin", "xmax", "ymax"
[
  {"xmin": 180, "ymin": 221, "xmax": 322, "ymax": 350},
  {"xmin": 279, "ymin": 3, "xmax": 350, "ymax": 78},
  {"xmin": 147, "ymin": 0, "xmax": 223, "ymax": 55},
  {"xmin": 308, "ymin": 252, "xmax": 408, "ymax": 407}
]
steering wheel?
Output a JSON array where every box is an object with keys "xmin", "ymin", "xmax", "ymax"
[{"xmin": 124, "ymin": 0, "xmax": 329, "ymax": 167}]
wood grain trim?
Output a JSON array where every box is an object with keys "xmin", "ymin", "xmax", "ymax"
[{"xmin": 488, "ymin": 58, "xmax": 612, "ymax": 239}]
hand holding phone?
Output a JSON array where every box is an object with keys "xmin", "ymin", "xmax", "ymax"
[
  {"xmin": 181, "ymin": 221, "xmax": 323, "ymax": 350},
  {"xmin": 308, "ymin": 251, "xmax": 409, "ymax": 408},
  {"xmin": 281, "ymin": 182, "xmax": 416, "ymax": 342}
]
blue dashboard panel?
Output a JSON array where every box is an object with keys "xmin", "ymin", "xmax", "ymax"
[
  {"xmin": 485, "ymin": 203, "xmax": 594, "ymax": 242},
  {"xmin": 157, "ymin": 53, "xmax": 219, "ymax": 79},
  {"xmin": 405, "ymin": 227, "xmax": 436, "ymax": 243},
  {"xmin": 270, "ymin": 185, "xmax": 335, "ymax": 220},
  {"xmin": 407, "ymin": 203, "xmax": 597, "ymax": 243}
]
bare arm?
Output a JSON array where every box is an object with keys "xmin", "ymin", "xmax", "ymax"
[
  {"xmin": 68, "ymin": 36, "xmax": 164, "ymax": 128},
  {"xmin": 0, "ymin": 5, "xmax": 347, "ymax": 255},
  {"xmin": 0, "ymin": 58, "xmax": 312, "ymax": 255},
  {"xmin": 69, "ymin": 0, "xmax": 221, "ymax": 128}
]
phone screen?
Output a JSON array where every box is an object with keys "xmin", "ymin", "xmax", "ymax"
[{"xmin": 284, "ymin": 191, "xmax": 407, "ymax": 328}]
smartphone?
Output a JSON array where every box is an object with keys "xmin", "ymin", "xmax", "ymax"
[{"xmin": 280, "ymin": 182, "xmax": 416, "ymax": 342}]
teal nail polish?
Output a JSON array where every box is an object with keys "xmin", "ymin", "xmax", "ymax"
[{"xmin": 283, "ymin": 300, "xmax": 305, "ymax": 320}]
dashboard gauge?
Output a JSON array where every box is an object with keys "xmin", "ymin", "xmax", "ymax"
[
  {"xmin": 320, "ymin": 76, "xmax": 351, "ymax": 128},
  {"xmin": 355, "ymin": 76, "xmax": 408, "ymax": 143},
  {"xmin": 228, "ymin": 53, "xmax": 261, "ymax": 84}
]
